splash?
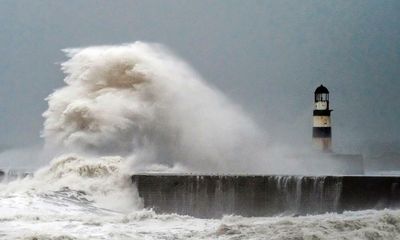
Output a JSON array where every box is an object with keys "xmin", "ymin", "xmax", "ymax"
[
  {"xmin": 1, "ymin": 42, "xmax": 269, "ymax": 221},
  {"xmin": 1, "ymin": 154, "xmax": 141, "ymax": 212},
  {"xmin": 43, "ymin": 42, "xmax": 267, "ymax": 173}
]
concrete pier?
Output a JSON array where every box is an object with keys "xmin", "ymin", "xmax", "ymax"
[
  {"xmin": 132, "ymin": 174, "xmax": 400, "ymax": 218},
  {"xmin": 0, "ymin": 169, "xmax": 32, "ymax": 181}
]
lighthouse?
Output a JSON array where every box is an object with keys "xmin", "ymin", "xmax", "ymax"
[{"xmin": 313, "ymin": 85, "xmax": 332, "ymax": 152}]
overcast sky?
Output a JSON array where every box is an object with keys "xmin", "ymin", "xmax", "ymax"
[{"xmin": 0, "ymin": 0, "xmax": 399, "ymax": 153}]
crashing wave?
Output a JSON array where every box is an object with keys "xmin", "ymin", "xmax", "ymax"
[{"xmin": 42, "ymin": 42, "xmax": 267, "ymax": 173}]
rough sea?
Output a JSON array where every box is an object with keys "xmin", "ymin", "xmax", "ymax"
[{"xmin": 0, "ymin": 155, "xmax": 399, "ymax": 240}]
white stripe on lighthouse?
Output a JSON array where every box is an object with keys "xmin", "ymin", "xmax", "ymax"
[
  {"xmin": 315, "ymin": 101, "xmax": 328, "ymax": 110},
  {"xmin": 313, "ymin": 116, "xmax": 331, "ymax": 127}
]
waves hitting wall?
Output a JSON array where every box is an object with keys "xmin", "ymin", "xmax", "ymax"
[
  {"xmin": 42, "ymin": 42, "xmax": 267, "ymax": 174},
  {"xmin": 133, "ymin": 174, "xmax": 400, "ymax": 218}
]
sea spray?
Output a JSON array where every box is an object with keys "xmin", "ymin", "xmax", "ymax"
[
  {"xmin": 1, "ymin": 42, "xmax": 268, "ymax": 222},
  {"xmin": 0, "ymin": 154, "xmax": 142, "ymax": 212},
  {"xmin": 0, "ymin": 42, "xmax": 269, "ymax": 223},
  {"xmin": 43, "ymin": 42, "xmax": 267, "ymax": 173}
]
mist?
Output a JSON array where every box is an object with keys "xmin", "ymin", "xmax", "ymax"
[
  {"xmin": 39, "ymin": 42, "xmax": 355, "ymax": 175},
  {"xmin": 42, "ymin": 42, "xmax": 269, "ymax": 173},
  {"xmin": 0, "ymin": 1, "xmax": 399, "ymax": 172}
]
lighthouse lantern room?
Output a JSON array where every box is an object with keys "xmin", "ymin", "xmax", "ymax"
[{"xmin": 313, "ymin": 85, "xmax": 332, "ymax": 152}]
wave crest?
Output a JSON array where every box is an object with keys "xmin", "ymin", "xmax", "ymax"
[{"xmin": 43, "ymin": 42, "xmax": 267, "ymax": 173}]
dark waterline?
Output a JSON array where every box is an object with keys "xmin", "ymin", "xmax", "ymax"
[{"xmin": 132, "ymin": 174, "xmax": 400, "ymax": 218}]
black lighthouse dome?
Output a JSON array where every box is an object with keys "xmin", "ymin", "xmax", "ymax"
[{"xmin": 314, "ymin": 84, "xmax": 329, "ymax": 94}]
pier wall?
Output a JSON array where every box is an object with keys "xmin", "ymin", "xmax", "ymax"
[{"xmin": 132, "ymin": 174, "xmax": 400, "ymax": 218}]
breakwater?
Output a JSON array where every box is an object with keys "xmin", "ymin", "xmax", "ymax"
[
  {"xmin": 0, "ymin": 169, "xmax": 32, "ymax": 182},
  {"xmin": 132, "ymin": 174, "xmax": 400, "ymax": 218}
]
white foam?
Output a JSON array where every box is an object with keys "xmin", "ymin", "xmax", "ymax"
[
  {"xmin": 1, "ymin": 192, "xmax": 399, "ymax": 240},
  {"xmin": 42, "ymin": 42, "xmax": 267, "ymax": 173},
  {"xmin": 0, "ymin": 154, "xmax": 142, "ymax": 212}
]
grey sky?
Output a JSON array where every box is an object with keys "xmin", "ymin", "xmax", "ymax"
[{"xmin": 0, "ymin": 0, "xmax": 399, "ymax": 154}]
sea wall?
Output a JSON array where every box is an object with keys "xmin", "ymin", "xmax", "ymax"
[
  {"xmin": 0, "ymin": 170, "xmax": 32, "ymax": 182},
  {"xmin": 132, "ymin": 174, "xmax": 400, "ymax": 218}
]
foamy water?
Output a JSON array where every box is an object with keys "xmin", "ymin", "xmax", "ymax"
[
  {"xmin": 1, "ymin": 152, "xmax": 399, "ymax": 239},
  {"xmin": 0, "ymin": 188, "xmax": 400, "ymax": 239},
  {"xmin": 0, "ymin": 151, "xmax": 398, "ymax": 239}
]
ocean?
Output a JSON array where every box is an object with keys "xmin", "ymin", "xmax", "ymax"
[
  {"xmin": 1, "ymin": 155, "xmax": 400, "ymax": 240},
  {"xmin": 1, "ymin": 184, "xmax": 399, "ymax": 239}
]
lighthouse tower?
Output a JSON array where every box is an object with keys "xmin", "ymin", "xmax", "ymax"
[{"xmin": 313, "ymin": 85, "xmax": 332, "ymax": 152}]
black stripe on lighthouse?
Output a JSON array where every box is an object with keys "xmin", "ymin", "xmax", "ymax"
[
  {"xmin": 312, "ymin": 127, "xmax": 331, "ymax": 138},
  {"xmin": 313, "ymin": 110, "xmax": 331, "ymax": 116}
]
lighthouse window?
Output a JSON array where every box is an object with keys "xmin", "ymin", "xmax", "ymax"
[{"xmin": 317, "ymin": 93, "xmax": 328, "ymax": 101}]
